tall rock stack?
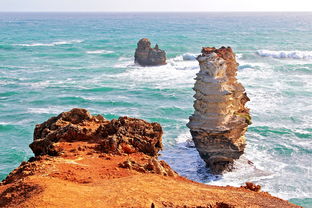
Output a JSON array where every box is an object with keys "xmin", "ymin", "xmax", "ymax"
[
  {"xmin": 187, "ymin": 47, "xmax": 251, "ymax": 174},
  {"xmin": 134, "ymin": 38, "xmax": 166, "ymax": 66}
]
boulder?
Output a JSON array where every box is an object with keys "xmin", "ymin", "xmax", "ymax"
[
  {"xmin": 134, "ymin": 38, "xmax": 166, "ymax": 66},
  {"xmin": 187, "ymin": 47, "xmax": 251, "ymax": 174}
]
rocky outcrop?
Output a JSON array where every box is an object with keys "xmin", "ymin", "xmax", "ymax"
[
  {"xmin": 241, "ymin": 182, "xmax": 262, "ymax": 192},
  {"xmin": 187, "ymin": 47, "xmax": 251, "ymax": 174},
  {"xmin": 134, "ymin": 38, "xmax": 166, "ymax": 66},
  {"xmin": 0, "ymin": 108, "xmax": 299, "ymax": 208},
  {"xmin": 30, "ymin": 108, "xmax": 163, "ymax": 157}
]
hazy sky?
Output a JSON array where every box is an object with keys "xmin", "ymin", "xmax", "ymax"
[{"xmin": 1, "ymin": 0, "xmax": 312, "ymax": 12}]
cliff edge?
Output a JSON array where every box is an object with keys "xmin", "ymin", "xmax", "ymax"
[{"xmin": 0, "ymin": 108, "xmax": 299, "ymax": 208}]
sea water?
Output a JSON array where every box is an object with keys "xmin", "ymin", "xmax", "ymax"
[{"xmin": 0, "ymin": 12, "xmax": 311, "ymax": 207}]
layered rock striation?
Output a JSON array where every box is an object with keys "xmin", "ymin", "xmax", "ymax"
[
  {"xmin": 134, "ymin": 38, "xmax": 166, "ymax": 66},
  {"xmin": 187, "ymin": 47, "xmax": 251, "ymax": 174},
  {"xmin": 0, "ymin": 108, "xmax": 299, "ymax": 208}
]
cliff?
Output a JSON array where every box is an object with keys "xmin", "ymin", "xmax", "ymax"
[
  {"xmin": 0, "ymin": 109, "xmax": 299, "ymax": 208},
  {"xmin": 134, "ymin": 38, "xmax": 166, "ymax": 66},
  {"xmin": 187, "ymin": 47, "xmax": 251, "ymax": 174}
]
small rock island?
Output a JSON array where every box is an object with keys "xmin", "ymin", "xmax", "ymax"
[
  {"xmin": 187, "ymin": 47, "xmax": 251, "ymax": 174},
  {"xmin": 134, "ymin": 38, "xmax": 166, "ymax": 66}
]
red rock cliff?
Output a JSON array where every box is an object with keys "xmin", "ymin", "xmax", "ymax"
[{"xmin": 0, "ymin": 108, "xmax": 299, "ymax": 208}]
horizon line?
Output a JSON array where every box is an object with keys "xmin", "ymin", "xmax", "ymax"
[{"xmin": 1, "ymin": 11, "xmax": 312, "ymax": 13}]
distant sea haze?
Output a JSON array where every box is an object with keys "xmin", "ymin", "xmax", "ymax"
[{"xmin": 0, "ymin": 12, "xmax": 311, "ymax": 207}]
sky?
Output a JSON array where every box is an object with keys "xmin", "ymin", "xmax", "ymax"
[{"xmin": 0, "ymin": 0, "xmax": 312, "ymax": 12}]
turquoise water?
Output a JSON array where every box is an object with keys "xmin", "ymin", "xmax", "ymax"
[{"xmin": 0, "ymin": 12, "xmax": 311, "ymax": 207}]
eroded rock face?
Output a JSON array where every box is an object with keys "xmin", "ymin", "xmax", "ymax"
[
  {"xmin": 134, "ymin": 38, "xmax": 166, "ymax": 66},
  {"xmin": 187, "ymin": 47, "xmax": 251, "ymax": 174},
  {"xmin": 30, "ymin": 108, "xmax": 163, "ymax": 157}
]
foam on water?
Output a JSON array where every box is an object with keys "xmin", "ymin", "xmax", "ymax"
[
  {"xmin": 86, "ymin": 50, "xmax": 114, "ymax": 54},
  {"xmin": 257, "ymin": 50, "xmax": 312, "ymax": 60},
  {"xmin": 27, "ymin": 106, "xmax": 71, "ymax": 114},
  {"xmin": 1, "ymin": 13, "xmax": 311, "ymax": 207},
  {"xmin": 0, "ymin": 122, "xmax": 13, "ymax": 125},
  {"xmin": 172, "ymin": 53, "xmax": 198, "ymax": 61},
  {"xmin": 14, "ymin": 40, "xmax": 83, "ymax": 47},
  {"xmin": 182, "ymin": 53, "xmax": 198, "ymax": 61},
  {"xmin": 111, "ymin": 56, "xmax": 198, "ymax": 89}
]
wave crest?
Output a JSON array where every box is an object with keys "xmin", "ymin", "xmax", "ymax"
[
  {"xmin": 14, "ymin": 40, "xmax": 83, "ymax": 47},
  {"xmin": 257, "ymin": 50, "xmax": 312, "ymax": 60},
  {"xmin": 182, "ymin": 53, "xmax": 198, "ymax": 61},
  {"xmin": 86, "ymin": 50, "xmax": 114, "ymax": 54},
  {"xmin": 172, "ymin": 53, "xmax": 198, "ymax": 61}
]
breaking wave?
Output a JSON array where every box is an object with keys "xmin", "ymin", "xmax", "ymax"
[
  {"xmin": 14, "ymin": 40, "xmax": 83, "ymax": 47},
  {"xmin": 257, "ymin": 50, "xmax": 312, "ymax": 60},
  {"xmin": 172, "ymin": 53, "xmax": 198, "ymax": 61},
  {"xmin": 182, "ymin": 53, "xmax": 198, "ymax": 61},
  {"xmin": 86, "ymin": 50, "xmax": 114, "ymax": 54}
]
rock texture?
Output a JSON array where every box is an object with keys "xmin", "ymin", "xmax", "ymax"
[
  {"xmin": 187, "ymin": 47, "xmax": 251, "ymax": 174},
  {"xmin": 0, "ymin": 108, "xmax": 299, "ymax": 208},
  {"xmin": 30, "ymin": 108, "xmax": 163, "ymax": 157},
  {"xmin": 134, "ymin": 38, "xmax": 166, "ymax": 66}
]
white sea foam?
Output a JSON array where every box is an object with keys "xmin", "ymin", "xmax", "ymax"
[
  {"xmin": 182, "ymin": 53, "xmax": 198, "ymax": 61},
  {"xmin": 0, "ymin": 122, "xmax": 12, "ymax": 125},
  {"xmin": 114, "ymin": 60, "xmax": 136, "ymax": 68},
  {"xmin": 257, "ymin": 50, "xmax": 312, "ymax": 60},
  {"xmin": 206, "ymin": 138, "xmax": 310, "ymax": 200},
  {"xmin": 175, "ymin": 132, "xmax": 192, "ymax": 144},
  {"xmin": 175, "ymin": 132, "xmax": 195, "ymax": 148},
  {"xmin": 27, "ymin": 106, "xmax": 70, "ymax": 114},
  {"xmin": 111, "ymin": 54, "xmax": 199, "ymax": 89},
  {"xmin": 14, "ymin": 40, "xmax": 83, "ymax": 47},
  {"xmin": 86, "ymin": 50, "xmax": 114, "ymax": 54},
  {"xmin": 238, "ymin": 61, "xmax": 269, "ymax": 70},
  {"xmin": 114, "ymin": 53, "xmax": 200, "ymax": 71},
  {"xmin": 236, "ymin": 53, "xmax": 243, "ymax": 59},
  {"xmin": 118, "ymin": 57, "xmax": 132, "ymax": 61},
  {"xmin": 172, "ymin": 53, "xmax": 198, "ymax": 61}
]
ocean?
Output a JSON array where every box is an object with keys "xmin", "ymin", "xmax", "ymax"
[{"xmin": 0, "ymin": 12, "xmax": 311, "ymax": 207}]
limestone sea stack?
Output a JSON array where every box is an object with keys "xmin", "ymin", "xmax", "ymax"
[
  {"xmin": 134, "ymin": 38, "xmax": 166, "ymax": 66},
  {"xmin": 187, "ymin": 47, "xmax": 251, "ymax": 174}
]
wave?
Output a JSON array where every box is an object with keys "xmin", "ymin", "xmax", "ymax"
[
  {"xmin": 236, "ymin": 53, "xmax": 243, "ymax": 59},
  {"xmin": 182, "ymin": 53, "xmax": 241, "ymax": 61},
  {"xmin": 182, "ymin": 53, "xmax": 198, "ymax": 61},
  {"xmin": 118, "ymin": 57, "xmax": 132, "ymax": 61},
  {"xmin": 0, "ymin": 122, "xmax": 12, "ymax": 125},
  {"xmin": 171, "ymin": 53, "xmax": 198, "ymax": 61},
  {"xmin": 86, "ymin": 50, "xmax": 114, "ymax": 54},
  {"xmin": 175, "ymin": 131, "xmax": 195, "ymax": 148},
  {"xmin": 257, "ymin": 50, "xmax": 312, "ymax": 60},
  {"xmin": 14, "ymin": 40, "xmax": 83, "ymax": 47},
  {"xmin": 113, "ymin": 52, "xmax": 200, "ymax": 71},
  {"xmin": 27, "ymin": 106, "xmax": 69, "ymax": 114}
]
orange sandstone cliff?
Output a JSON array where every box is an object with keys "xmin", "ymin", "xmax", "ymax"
[{"xmin": 0, "ymin": 109, "xmax": 299, "ymax": 208}]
